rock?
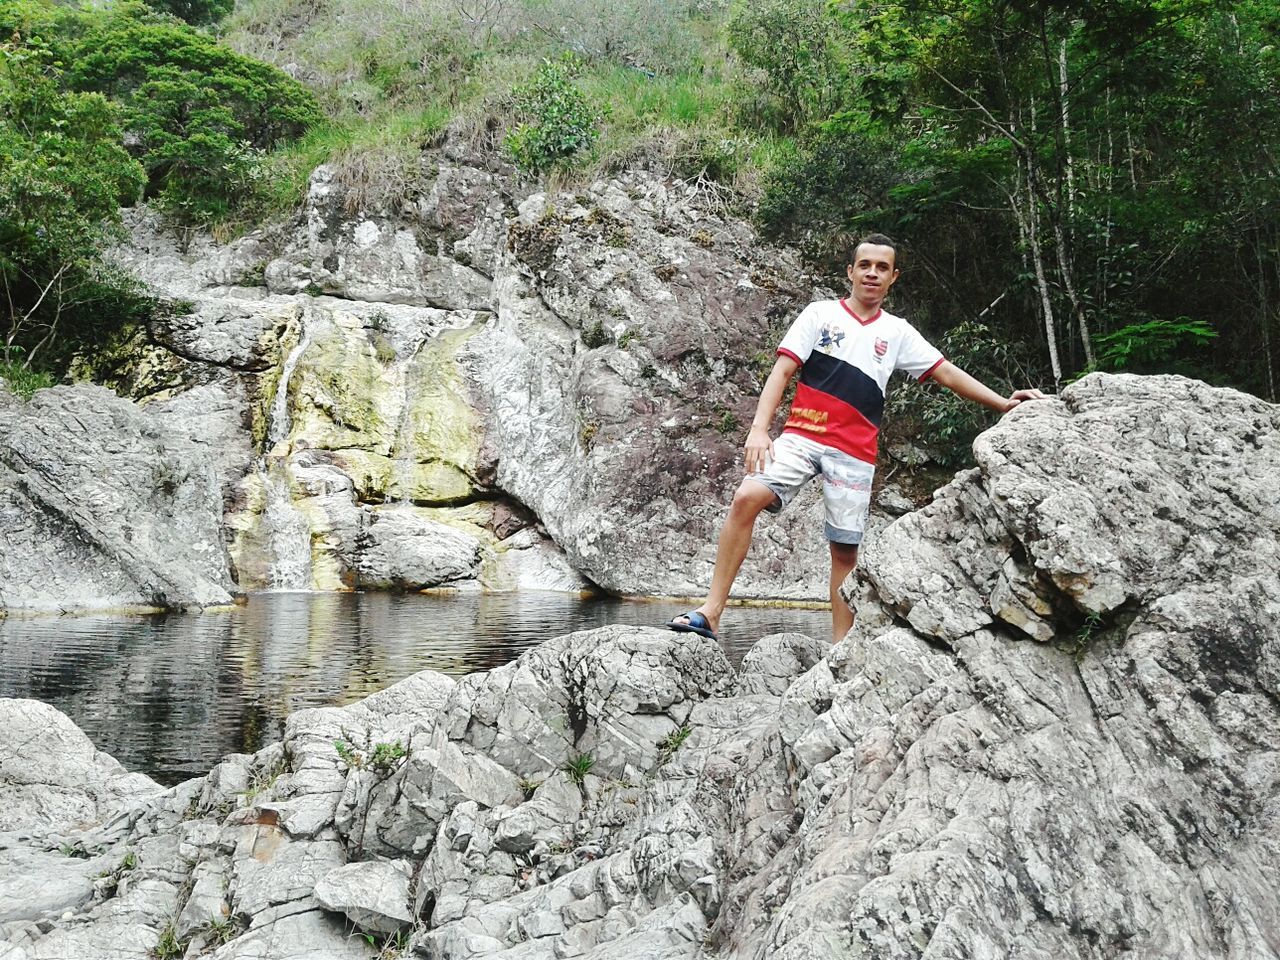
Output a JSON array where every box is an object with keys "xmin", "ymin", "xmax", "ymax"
[
  {"xmin": 88, "ymin": 155, "xmax": 850, "ymax": 603},
  {"xmin": 353, "ymin": 506, "xmax": 483, "ymax": 589},
  {"xmin": 5, "ymin": 377, "xmax": 1280, "ymax": 960},
  {"xmin": 313, "ymin": 859, "xmax": 414, "ymax": 935},
  {"xmin": 0, "ymin": 699, "xmax": 161, "ymax": 833},
  {"xmin": 734, "ymin": 632, "xmax": 831, "ymax": 697},
  {"xmin": 0, "ymin": 384, "xmax": 236, "ymax": 612}
]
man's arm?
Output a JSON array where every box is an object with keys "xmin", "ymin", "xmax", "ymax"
[
  {"xmin": 744, "ymin": 354, "xmax": 800, "ymax": 473},
  {"xmin": 930, "ymin": 360, "xmax": 1045, "ymax": 413}
]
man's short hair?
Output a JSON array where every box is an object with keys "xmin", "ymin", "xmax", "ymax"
[{"xmin": 840, "ymin": 232, "xmax": 899, "ymax": 270}]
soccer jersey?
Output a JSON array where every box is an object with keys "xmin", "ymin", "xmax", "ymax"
[{"xmin": 776, "ymin": 299, "xmax": 944, "ymax": 465}]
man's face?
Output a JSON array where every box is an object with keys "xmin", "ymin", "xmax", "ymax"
[{"xmin": 846, "ymin": 243, "xmax": 899, "ymax": 308}]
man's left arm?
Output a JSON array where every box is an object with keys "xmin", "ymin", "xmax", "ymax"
[{"xmin": 929, "ymin": 361, "xmax": 1046, "ymax": 413}]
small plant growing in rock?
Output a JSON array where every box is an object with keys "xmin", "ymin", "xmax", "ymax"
[
  {"xmin": 1063, "ymin": 611, "xmax": 1106, "ymax": 661},
  {"xmin": 152, "ymin": 921, "xmax": 184, "ymax": 959},
  {"xmin": 204, "ymin": 916, "xmax": 239, "ymax": 946},
  {"xmin": 640, "ymin": 362, "xmax": 657, "ymax": 380},
  {"xmin": 617, "ymin": 329, "xmax": 639, "ymax": 349},
  {"xmin": 581, "ymin": 320, "xmax": 609, "ymax": 349},
  {"xmin": 689, "ymin": 229, "xmax": 715, "ymax": 249},
  {"xmin": 361, "ymin": 928, "xmax": 411, "ymax": 958},
  {"xmin": 59, "ymin": 841, "xmax": 91, "ymax": 859},
  {"xmin": 518, "ymin": 777, "xmax": 542, "ymax": 801},
  {"xmin": 714, "ymin": 407, "xmax": 740, "ymax": 437},
  {"xmin": 564, "ymin": 753, "xmax": 595, "ymax": 785},
  {"xmin": 658, "ymin": 725, "xmax": 693, "ymax": 765},
  {"xmin": 303, "ymin": 282, "xmax": 324, "ymax": 297},
  {"xmin": 334, "ymin": 738, "xmax": 363, "ymax": 768},
  {"xmin": 369, "ymin": 741, "xmax": 407, "ymax": 774},
  {"xmin": 578, "ymin": 416, "xmax": 600, "ymax": 450}
]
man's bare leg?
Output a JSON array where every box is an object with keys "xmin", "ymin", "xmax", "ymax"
[
  {"xmin": 828, "ymin": 541, "xmax": 859, "ymax": 644},
  {"xmin": 672, "ymin": 479, "xmax": 778, "ymax": 636}
]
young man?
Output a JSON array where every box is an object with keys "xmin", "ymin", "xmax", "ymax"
[{"xmin": 667, "ymin": 234, "xmax": 1045, "ymax": 644}]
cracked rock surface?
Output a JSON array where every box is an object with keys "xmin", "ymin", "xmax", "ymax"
[
  {"xmin": 0, "ymin": 384, "xmax": 237, "ymax": 612},
  {"xmin": 2, "ymin": 373, "xmax": 1278, "ymax": 960}
]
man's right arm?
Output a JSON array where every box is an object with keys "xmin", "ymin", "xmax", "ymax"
[{"xmin": 744, "ymin": 354, "xmax": 800, "ymax": 474}]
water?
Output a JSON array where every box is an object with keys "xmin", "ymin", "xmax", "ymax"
[
  {"xmin": 0, "ymin": 593, "xmax": 828, "ymax": 786},
  {"xmin": 259, "ymin": 310, "xmax": 314, "ymax": 588}
]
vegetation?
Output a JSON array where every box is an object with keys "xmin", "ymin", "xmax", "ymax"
[
  {"xmin": 506, "ymin": 54, "xmax": 605, "ymax": 173},
  {"xmin": 564, "ymin": 752, "xmax": 595, "ymax": 784},
  {"xmin": 746, "ymin": 0, "xmax": 1280, "ymax": 405},
  {"xmin": 658, "ymin": 723, "xmax": 692, "ymax": 764}
]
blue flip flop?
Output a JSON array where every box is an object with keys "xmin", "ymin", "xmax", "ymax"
[{"xmin": 666, "ymin": 610, "xmax": 718, "ymax": 641}]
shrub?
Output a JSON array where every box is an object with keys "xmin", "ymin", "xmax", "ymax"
[
  {"xmin": 53, "ymin": 2, "xmax": 322, "ymax": 224},
  {"xmin": 506, "ymin": 54, "xmax": 606, "ymax": 174}
]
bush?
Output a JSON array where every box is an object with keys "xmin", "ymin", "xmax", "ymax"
[
  {"xmin": 52, "ymin": 2, "xmax": 323, "ymax": 224},
  {"xmin": 506, "ymin": 54, "xmax": 606, "ymax": 174},
  {"xmin": 145, "ymin": 0, "xmax": 232, "ymax": 26}
]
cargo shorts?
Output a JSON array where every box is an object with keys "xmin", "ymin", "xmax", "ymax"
[{"xmin": 745, "ymin": 432, "xmax": 874, "ymax": 545}]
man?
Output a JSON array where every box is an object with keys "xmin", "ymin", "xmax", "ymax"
[{"xmin": 667, "ymin": 233, "xmax": 1045, "ymax": 644}]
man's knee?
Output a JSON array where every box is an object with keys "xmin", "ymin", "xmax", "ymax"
[
  {"xmin": 829, "ymin": 541, "xmax": 859, "ymax": 568},
  {"xmin": 729, "ymin": 479, "xmax": 777, "ymax": 520}
]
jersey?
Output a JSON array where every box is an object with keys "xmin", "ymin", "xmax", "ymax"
[{"xmin": 775, "ymin": 299, "xmax": 944, "ymax": 465}]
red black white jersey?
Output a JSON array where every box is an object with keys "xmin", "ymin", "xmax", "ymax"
[{"xmin": 776, "ymin": 299, "xmax": 944, "ymax": 465}]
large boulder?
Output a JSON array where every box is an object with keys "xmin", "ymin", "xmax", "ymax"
[{"xmin": 0, "ymin": 383, "xmax": 236, "ymax": 612}]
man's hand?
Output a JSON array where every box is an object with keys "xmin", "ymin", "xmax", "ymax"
[
  {"xmin": 1001, "ymin": 388, "xmax": 1047, "ymax": 413},
  {"xmin": 744, "ymin": 425, "xmax": 774, "ymax": 475}
]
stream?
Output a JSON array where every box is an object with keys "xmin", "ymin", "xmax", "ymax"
[{"xmin": 0, "ymin": 592, "xmax": 828, "ymax": 785}]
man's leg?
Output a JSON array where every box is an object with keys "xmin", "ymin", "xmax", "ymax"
[
  {"xmin": 672, "ymin": 478, "xmax": 778, "ymax": 635},
  {"xmin": 828, "ymin": 541, "xmax": 859, "ymax": 644}
]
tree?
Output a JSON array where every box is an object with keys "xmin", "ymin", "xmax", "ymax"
[
  {"xmin": 0, "ymin": 34, "xmax": 147, "ymax": 370},
  {"xmin": 53, "ymin": 2, "xmax": 323, "ymax": 223}
]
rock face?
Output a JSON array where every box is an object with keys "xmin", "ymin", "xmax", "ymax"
[
  {"xmin": 4, "ymin": 374, "xmax": 1278, "ymax": 959},
  {"xmin": 0, "ymin": 383, "xmax": 237, "ymax": 612},
  {"xmin": 74, "ymin": 143, "xmax": 841, "ymax": 607}
]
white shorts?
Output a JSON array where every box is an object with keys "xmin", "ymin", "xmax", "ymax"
[{"xmin": 746, "ymin": 432, "xmax": 874, "ymax": 544}]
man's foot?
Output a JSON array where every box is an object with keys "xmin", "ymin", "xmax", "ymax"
[{"xmin": 666, "ymin": 609, "xmax": 720, "ymax": 641}]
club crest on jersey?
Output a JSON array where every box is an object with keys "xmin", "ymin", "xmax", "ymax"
[
  {"xmin": 873, "ymin": 337, "xmax": 888, "ymax": 363},
  {"xmin": 818, "ymin": 323, "xmax": 846, "ymax": 353}
]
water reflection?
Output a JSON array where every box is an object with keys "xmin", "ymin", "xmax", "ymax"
[{"xmin": 0, "ymin": 593, "xmax": 826, "ymax": 785}]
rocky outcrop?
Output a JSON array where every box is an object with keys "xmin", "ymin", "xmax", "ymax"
[
  {"xmin": 0, "ymin": 383, "xmax": 237, "ymax": 612},
  {"xmin": 75, "ymin": 144, "xmax": 842, "ymax": 606},
  {"xmin": 4, "ymin": 374, "xmax": 1277, "ymax": 959}
]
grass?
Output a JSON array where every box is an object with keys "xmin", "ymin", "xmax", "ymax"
[
  {"xmin": 153, "ymin": 922, "xmax": 184, "ymax": 960},
  {"xmin": 658, "ymin": 724, "xmax": 692, "ymax": 764},
  {"xmin": 0, "ymin": 360, "xmax": 54, "ymax": 400},
  {"xmin": 564, "ymin": 752, "xmax": 595, "ymax": 784}
]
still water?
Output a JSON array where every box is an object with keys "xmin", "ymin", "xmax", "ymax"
[{"xmin": 0, "ymin": 592, "xmax": 827, "ymax": 785}]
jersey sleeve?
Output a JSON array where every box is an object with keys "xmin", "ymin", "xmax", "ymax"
[
  {"xmin": 896, "ymin": 321, "xmax": 946, "ymax": 381},
  {"xmin": 776, "ymin": 305, "xmax": 821, "ymax": 366}
]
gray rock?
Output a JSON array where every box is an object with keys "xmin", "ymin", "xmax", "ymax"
[
  {"xmin": 0, "ymin": 699, "xmax": 161, "ymax": 833},
  {"xmin": 313, "ymin": 859, "xmax": 414, "ymax": 935},
  {"xmin": 0, "ymin": 384, "xmax": 236, "ymax": 612},
  {"xmin": 734, "ymin": 632, "xmax": 830, "ymax": 697},
  {"xmin": 354, "ymin": 506, "xmax": 483, "ymax": 589},
  {"xmin": 7, "ymin": 372, "xmax": 1278, "ymax": 960}
]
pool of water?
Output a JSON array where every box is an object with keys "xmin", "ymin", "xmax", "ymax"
[{"xmin": 0, "ymin": 592, "xmax": 828, "ymax": 785}]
